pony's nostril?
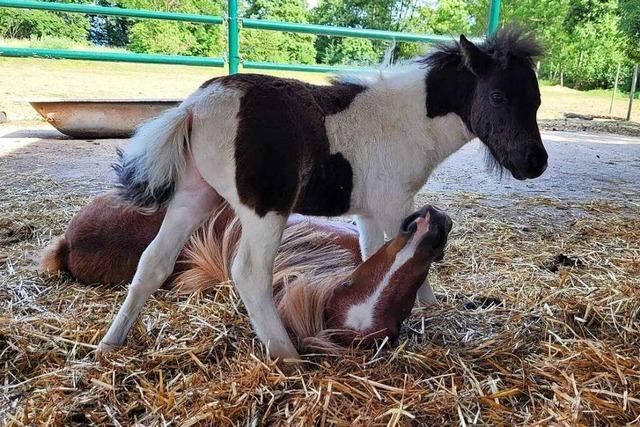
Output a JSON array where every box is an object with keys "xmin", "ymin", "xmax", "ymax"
[
  {"xmin": 539, "ymin": 161, "xmax": 548, "ymax": 174},
  {"xmin": 526, "ymin": 144, "xmax": 548, "ymax": 167},
  {"xmin": 400, "ymin": 212, "xmax": 421, "ymax": 235}
]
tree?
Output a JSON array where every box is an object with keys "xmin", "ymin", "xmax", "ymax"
[
  {"xmin": 242, "ymin": 0, "xmax": 317, "ymax": 64},
  {"xmin": 321, "ymin": 38, "xmax": 379, "ymax": 65},
  {"xmin": 312, "ymin": 0, "xmax": 421, "ymax": 64},
  {"xmin": 114, "ymin": 0, "xmax": 225, "ymax": 56},
  {"xmin": 400, "ymin": 0, "xmax": 473, "ymax": 58},
  {"xmin": 0, "ymin": 0, "xmax": 91, "ymax": 41},
  {"xmin": 618, "ymin": 0, "xmax": 640, "ymax": 62}
]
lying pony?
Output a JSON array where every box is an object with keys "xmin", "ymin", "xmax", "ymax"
[{"xmin": 41, "ymin": 193, "xmax": 451, "ymax": 352}]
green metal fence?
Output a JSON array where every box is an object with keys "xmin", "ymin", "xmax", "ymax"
[{"xmin": 0, "ymin": 0, "xmax": 501, "ymax": 75}]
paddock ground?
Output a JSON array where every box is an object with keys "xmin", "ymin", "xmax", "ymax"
[{"xmin": 1, "ymin": 124, "xmax": 639, "ymax": 425}]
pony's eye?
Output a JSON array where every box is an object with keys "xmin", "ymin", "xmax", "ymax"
[{"xmin": 490, "ymin": 91, "xmax": 506, "ymax": 106}]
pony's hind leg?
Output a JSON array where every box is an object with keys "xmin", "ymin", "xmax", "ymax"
[
  {"xmin": 98, "ymin": 162, "xmax": 220, "ymax": 354},
  {"xmin": 231, "ymin": 206, "xmax": 299, "ymax": 359}
]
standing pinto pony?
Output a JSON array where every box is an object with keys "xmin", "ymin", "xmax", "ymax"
[{"xmin": 101, "ymin": 28, "xmax": 547, "ymax": 357}]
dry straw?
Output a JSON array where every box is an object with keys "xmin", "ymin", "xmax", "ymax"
[{"xmin": 1, "ymin": 173, "xmax": 639, "ymax": 425}]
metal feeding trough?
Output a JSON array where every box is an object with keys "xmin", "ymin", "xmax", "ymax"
[{"xmin": 30, "ymin": 99, "xmax": 182, "ymax": 139}]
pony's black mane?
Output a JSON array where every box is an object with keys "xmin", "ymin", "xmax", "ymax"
[{"xmin": 420, "ymin": 27, "xmax": 543, "ymax": 70}]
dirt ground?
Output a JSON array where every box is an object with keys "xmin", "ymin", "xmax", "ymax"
[
  {"xmin": 2, "ymin": 123, "xmax": 639, "ymax": 204},
  {"xmin": 1, "ymin": 124, "xmax": 639, "ymax": 425}
]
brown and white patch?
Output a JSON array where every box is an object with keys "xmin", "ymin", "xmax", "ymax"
[{"xmin": 214, "ymin": 74, "xmax": 366, "ymax": 217}]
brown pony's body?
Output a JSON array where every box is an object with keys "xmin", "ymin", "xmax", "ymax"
[
  {"xmin": 42, "ymin": 194, "xmax": 451, "ymax": 352},
  {"xmin": 42, "ymin": 192, "xmax": 360, "ymax": 286}
]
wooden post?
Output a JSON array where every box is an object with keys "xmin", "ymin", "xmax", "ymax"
[
  {"xmin": 560, "ymin": 70, "xmax": 564, "ymax": 87},
  {"xmin": 627, "ymin": 64, "xmax": 639, "ymax": 121},
  {"xmin": 609, "ymin": 63, "xmax": 621, "ymax": 115}
]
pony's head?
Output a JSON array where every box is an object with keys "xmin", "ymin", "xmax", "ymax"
[
  {"xmin": 423, "ymin": 27, "xmax": 547, "ymax": 180},
  {"xmin": 325, "ymin": 205, "xmax": 452, "ymax": 344}
]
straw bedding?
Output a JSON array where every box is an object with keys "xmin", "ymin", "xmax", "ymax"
[{"xmin": 1, "ymin": 171, "xmax": 639, "ymax": 425}]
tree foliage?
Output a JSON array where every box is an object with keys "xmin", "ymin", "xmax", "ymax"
[
  {"xmin": 321, "ymin": 38, "xmax": 379, "ymax": 65},
  {"xmin": 0, "ymin": 0, "xmax": 91, "ymax": 41},
  {"xmin": 618, "ymin": 0, "xmax": 640, "ymax": 62},
  {"xmin": 242, "ymin": 0, "xmax": 316, "ymax": 64},
  {"xmin": 464, "ymin": 0, "xmax": 635, "ymax": 89},
  {"xmin": 112, "ymin": 0, "xmax": 225, "ymax": 56}
]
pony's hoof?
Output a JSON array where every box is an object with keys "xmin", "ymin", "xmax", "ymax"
[
  {"xmin": 95, "ymin": 341, "xmax": 122, "ymax": 361},
  {"xmin": 269, "ymin": 341, "xmax": 300, "ymax": 362},
  {"xmin": 417, "ymin": 298, "xmax": 436, "ymax": 307},
  {"xmin": 416, "ymin": 292, "xmax": 437, "ymax": 307},
  {"xmin": 416, "ymin": 283, "xmax": 437, "ymax": 307}
]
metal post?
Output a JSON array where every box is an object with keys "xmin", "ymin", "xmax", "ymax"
[
  {"xmin": 487, "ymin": 0, "xmax": 501, "ymax": 36},
  {"xmin": 227, "ymin": 0, "xmax": 240, "ymax": 74},
  {"xmin": 626, "ymin": 64, "xmax": 638, "ymax": 121},
  {"xmin": 609, "ymin": 63, "xmax": 620, "ymax": 115}
]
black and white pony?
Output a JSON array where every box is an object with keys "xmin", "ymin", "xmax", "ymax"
[{"xmin": 101, "ymin": 28, "xmax": 547, "ymax": 358}]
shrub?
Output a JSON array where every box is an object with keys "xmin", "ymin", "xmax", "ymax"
[{"xmin": 128, "ymin": 21, "xmax": 196, "ymax": 56}]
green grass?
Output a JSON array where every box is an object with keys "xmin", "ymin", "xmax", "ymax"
[
  {"xmin": 0, "ymin": 36, "xmax": 128, "ymax": 52},
  {"xmin": 0, "ymin": 55, "xmax": 637, "ymax": 123},
  {"xmin": 539, "ymin": 79, "xmax": 639, "ymax": 102},
  {"xmin": 0, "ymin": 56, "xmax": 327, "ymax": 121}
]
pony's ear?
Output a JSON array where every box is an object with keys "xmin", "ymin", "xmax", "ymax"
[{"xmin": 459, "ymin": 35, "xmax": 491, "ymax": 76}]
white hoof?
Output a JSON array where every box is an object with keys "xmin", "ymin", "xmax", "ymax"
[{"xmin": 95, "ymin": 340, "xmax": 122, "ymax": 360}]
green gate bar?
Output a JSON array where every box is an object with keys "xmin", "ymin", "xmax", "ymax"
[
  {"xmin": 0, "ymin": 0, "xmax": 500, "ymax": 73},
  {"xmin": 227, "ymin": 0, "xmax": 240, "ymax": 74},
  {"xmin": 0, "ymin": 46, "xmax": 225, "ymax": 67},
  {"xmin": 242, "ymin": 19, "xmax": 455, "ymax": 44},
  {"xmin": 0, "ymin": 0, "xmax": 223, "ymax": 24},
  {"xmin": 243, "ymin": 61, "xmax": 364, "ymax": 74},
  {"xmin": 487, "ymin": 0, "xmax": 502, "ymax": 36}
]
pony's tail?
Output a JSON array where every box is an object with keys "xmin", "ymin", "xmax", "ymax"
[
  {"xmin": 113, "ymin": 104, "xmax": 192, "ymax": 211},
  {"xmin": 39, "ymin": 236, "xmax": 69, "ymax": 276}
]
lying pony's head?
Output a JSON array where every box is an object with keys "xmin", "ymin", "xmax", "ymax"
[{"xmin": 325, "ymin": 205, "xmax": 452, "ymax": 345}]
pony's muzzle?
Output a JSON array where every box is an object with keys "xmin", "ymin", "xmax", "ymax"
[{"xmin": 401, "ymin": 205, "xmax": 452, "ymax": 261}]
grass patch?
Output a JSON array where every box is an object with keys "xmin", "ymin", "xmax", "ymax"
[
  {"xmin": 0, "ymin": 36, "xmax": 127, "ymax": 52},
  {"xmin": 0, "ymin": 54, "xmax": 637, "ymax": 123}
]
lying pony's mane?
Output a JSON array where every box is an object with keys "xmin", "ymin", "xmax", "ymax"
[{"xmin": 173, "ymin": 204, "xmax": 358, "ymax": 353}]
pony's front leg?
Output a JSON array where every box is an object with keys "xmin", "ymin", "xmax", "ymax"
[
  {"xmin": 416, "ymin": 278, "xmax": 437, "ymax": 305},
  {"xmin": 231, "ymin": 206, "xmax": 299, "ymax": 359},
  {"xmin": 98, "ymin": 171, "xmax": 219, "ymax": 354},
  {"xmin": 355, "ymin": 215, "xmax": 384, "ymax": 261}
]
